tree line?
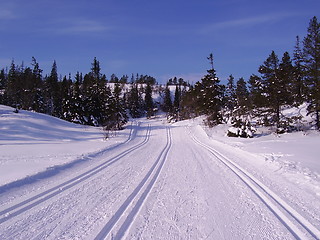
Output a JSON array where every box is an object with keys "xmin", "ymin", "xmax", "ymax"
[
  {"xmin": 1, "ymin": 16, "xmax": 319, "ymax": 134},
  {"xmin": 168, "ymin": 16, "xmax": 320, "ymax": 134},
  {"xmin": 0, "ymin": 57, "xmax": 158, "ymax": 131}
]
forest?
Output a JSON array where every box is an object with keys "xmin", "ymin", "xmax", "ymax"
[{"xmin": 0, "ymin": 16, "xmax": 319, "ymax": 136}]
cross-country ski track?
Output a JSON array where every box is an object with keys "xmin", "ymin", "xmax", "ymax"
[{"xmin": 0, "ymin": 117, "xmax": 319, "ymax": 239}]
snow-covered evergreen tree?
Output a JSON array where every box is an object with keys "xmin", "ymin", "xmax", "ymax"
[
  {"xmin": 196, "ymin": 54, "xmax": 223, "ymax": 126},
  {"xmin": 127, "ymin": 84, "xmax": 144, "ymax": 118},
  {"xmin": 163, "ymin": 85, "xmax": 173, "ymax": 114},
  {"xmin": 145, "ymin": 82, "xmax": 154, "ymax": 118},
  {"xmin": 293, "ymin": 36, "xmax": 306, "ymax": 105},
  {"xmin": 225, "ymin": 74, "xmax": 236, "ymax": 112},
  {"xmin": 104, "ymin": 83, "xmax": 128, "ymax": 130},
  {"xmin": 303, "ymin": 16, "xmax": 320, "ymax": 129}
]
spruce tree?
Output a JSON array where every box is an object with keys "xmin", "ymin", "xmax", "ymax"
[
  {"xmin": 163, "ymin": 85, "xmax": 173, "ymax": 113},
  {"xmin": 225, "ymin": 74, "xmax": 236, "ymax": 112},
  {"xmin": 105, "ymin": 83, "xmax": 127, "ymax": 130},
  {"xmin": 0, "ymin": 69, "xmax": 6, "ymax": 104},
  {"xmin": 145, "ymin": 82, "xmax": 154, "ymax": 118},
  {"xmin": 6, "ymin": 60, "xmax": 21, "ymax": 109},
  {"xmin": 21, "ymin": 67, "xmax": 34, "ymax": 110},
  {"xmin": 68, "ymin": 72, "xmax": 85, "ymax": 124},
  {"xmin": 248, "ymin": 74, "xmax": 266, "ymax": 108},
  {"xmin": 293, "ymin": 36, "xmax": 306, "ymax": 105},
  {"xmin": 278, "ymin": 52, "xmax": 294, "ymax": 105},
  {"xmin": 196, "ymin": 54, "xmax": 223, "ymax": 126},
  {"xmin": 45, "ymin": 60, "xmax": 60, "ymax": 116},
  {"xmin": 30, "ymin": 57, "xmax": 45, "ymax": 113},
  {"xmin": 60, "ymin": 75, "xmax": 73, "ymax": 121},
  {"xmin": 303, "ymin": 16, "xmax": 320, "ymax": 129},
  {"xmin": 259, "ymin": 51, "xmax": 282, "ymax": 127},
  {"xmin": 235, "ymin": 77, "xmax": 249, "ymax": 112},
  {"xmin": 81, "ymin": 58, "xmax": 109, "ymax": 126},
  {"xmin": 127, "ymin": 84, "xmax": 144, "ymax": 118},
  {"xmin": 172, "ymin": 85, "xmax": 181, "ymax": 121},
  {"xmin": 173, "ymin": 85, "xmax": 180, "ymax": 112}
]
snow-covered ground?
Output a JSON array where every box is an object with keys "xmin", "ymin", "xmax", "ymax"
[{"xmin": 0, "ymin": 105, "xmax": 319, "ymax": 239}]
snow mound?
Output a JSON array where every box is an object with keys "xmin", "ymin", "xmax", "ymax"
[
  {"xmin": 0, "ymin": 105, "xmax": 104, "ymax": 143},
  {"xmin": 0, "ymin": 105, "xmax": 119, "ymax": 186}
]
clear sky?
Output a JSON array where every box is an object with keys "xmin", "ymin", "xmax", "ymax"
[{"xmin": 0, "ymin": 0, "xmax": 319, "ymax": 84}]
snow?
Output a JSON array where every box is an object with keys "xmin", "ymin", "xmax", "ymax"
[
  {"xmin": 0, "ymin": 105, "xmax": 123, "ymax": 186},
  {"xmin": 0, "ymin": 105, "xmax": 320, "ymax": 239}
]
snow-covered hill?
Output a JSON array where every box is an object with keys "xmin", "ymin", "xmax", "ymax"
[{"xmin": 0, "ymin": 105, "xmax": 129, "ymax": 186}]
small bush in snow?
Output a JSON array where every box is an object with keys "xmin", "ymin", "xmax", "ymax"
[{"xmin": 227, "ymin": 119, "xmax": 255, "ymax": 138}]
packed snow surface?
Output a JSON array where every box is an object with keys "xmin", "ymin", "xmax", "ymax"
[{"xmin": 0, "ymin": 105, "xmax": 319, "ymax": 239}]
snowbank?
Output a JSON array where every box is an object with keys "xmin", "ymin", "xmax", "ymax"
[{"xmin": 0, "ymin": 105, "xmax": 126, "ymax": 186}]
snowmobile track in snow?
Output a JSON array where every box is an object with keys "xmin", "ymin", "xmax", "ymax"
[
  {"xmin": 189, "ymin": 128, "xmax": 320, "ymax": 240},
  {"xmin": 94, "ymin": 126, "xmax": 172, "ymax": 240},
  {"xmin": 0, "ymin": 122, "xmax": 152, "ymax": 224}
]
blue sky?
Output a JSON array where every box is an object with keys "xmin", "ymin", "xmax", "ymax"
[{"xmin": 0, "ymin": 0, "xmax": 319, "ymax": 84}]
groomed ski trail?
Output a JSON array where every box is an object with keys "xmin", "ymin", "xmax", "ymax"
[{"xmin": 94, "ymin": 126, "xmax": 172, "ymax": 240}]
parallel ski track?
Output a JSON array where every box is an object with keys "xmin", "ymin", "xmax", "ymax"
[
  {"xmin": 94, "ymin": 126, "xmax": 172, "ymax": 240},
  {"xmin": 0, "ymin": 123, "xmax": 151, "ymax": 224},
  {"xmin": 189, "ymin": 129, "xmax": 320, "ymax": 240}
]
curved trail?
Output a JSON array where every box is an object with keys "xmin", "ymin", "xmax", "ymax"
[
  {"xmin": 189, "ymin": 127, "xmax": 320, "ymax": 240},
  {"xmin": 94, "ymin": 127, "xmax": 172, "ymax": 240},
  {"xmin": 0, "ymin": 118, "xmax": 318, "ymax": 240},
  {"xmin": 0, "ymin": 123, "xmax": 151, "ymax": 224}
]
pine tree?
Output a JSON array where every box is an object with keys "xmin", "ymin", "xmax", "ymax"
[
  {"xmin": 61, "ymin": 75, "xmax": 73, "ymax": 121},
  {"xmin": 30, "ymin": 57, "xmax": 45, "ymax": 113},
  {"xmin": 235, "ymin": 77, "xmax": 249, "ymax": 112},
  {"xmin": 145, "ymin": 82, "xmax": 154, "ymax": 118},
  {"xmin": 69, "ymin": 72, "xmax": 85, "ymax": 124},
  {"xmin": 170, "ymin": 85, "xmax": 181, "ymax": 121},
  {"xmin": 197, "ymin": 54, "xmax": 223, "ymax": 126},
  {"xmin": 21, "ymin": 66, "xmax": 34, "ymax": 110},
  {"xmin": 127, "ymin": 84, "xmax": 144, "ymax": 118},
  {"xmin": 173, "ymin": 85, "xmax": 180, "ymax": 112},
  {"xmin": 91, "ymin": 57, "xmax": 101, "ymax": 82},
  {"xmin": 45, "ymin": 60, "xmax": 60, "ymax": 116},
  {"xmin": 293, "ymin": 36, "xmax": 306, "ymax": 105},
  {"xmin": 248, "ymin": 74, "xmax": 262, "ymax": 108},
  {"xmin": 303, "ymin": 16, "xmax": 320, "ymax": 129},
  {"xmin": 110, "ymin": 74, "xmax": 119, "ymax": 83},
  {"xmin": 0, "ymin": 69, "xmax": 6, "ymax": 104},
  {"xmin": 6, "ymin": 60, "xmax": 21, "ymax": 109},
  {"xmin": 278, "ymin": 52, "xmax": 294, "ymax": 105},
  {"xmin": 225, "ymin": 74, "xmax": 236, "ymax": 112},
  {"xmin": 104, "ymin": 83, "xmax": 128, "ymax": 130},
  {"xmin": 163, "ymin": 85, "xmax": 173, "ymax": 113},
  {"xmin": 258, "ymin": 51, "xmax": 282, "ymax": 127},
  {"xmin": 81, "ymin": 58, "xmax": 109, "ymax": 126}
]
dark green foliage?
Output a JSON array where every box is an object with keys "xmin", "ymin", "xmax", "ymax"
[
  {"xmin": 167, "ymin": 77, "xmax": 189, "ymax": 87},
  {"xmin": 145, "ymin": 82, "xmax": 154, "ymax": 118},
  {"xmin": 177, "ymin": 55, "xmax": 223, "ymax": 124},
  {"xmin": 44, "ymin": 60, "xmax": 60, "ymax": 116},
  {"xmin": 196, "ymin": 55, "xmax": 223, "ymax": 126},
  {"xmin": 248, "ymin": 74, "xmax": 267, "ymax": 108},
  {"xmin": 5, "ymin": 60, "xmax": 21, "ymax": 108},
  {"xmin": 293, "ymin": 36, "xmax": 306, "ymax": 105},
  {"xmin": 1, "ymin": 16, "xmax": 320, "ymax": 133},
  {"xmin": 258, "ymin": 51, "xmax": 293, "ymax": 128},
  {"xmin": 227, "ymin": 118, "xmax": 255, "ymax": 138},
  {"xmin": 303, "ymin": 16, "xmax": 320, "ymax": 129},
  {"xmin": 173, "ymin": 86, "xmax": 180, "ymax": 113},
  {"xmin": 127, "ymin": 84, "xmax": 144, "ymax": 118},
  {"xmin": 162, "ymin": 85, "xmax": 173, "ymax": 114},
  {"xmin": 104, "ymin": 83, "xmax": 128, "ymax": 130},
  {"xmin": 235, "ymin": 77, "xmax": 249, "ymax": 116},
  {"xmin": 225, "ymin": 74, "xmax": 236, "ymax": 112}
]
